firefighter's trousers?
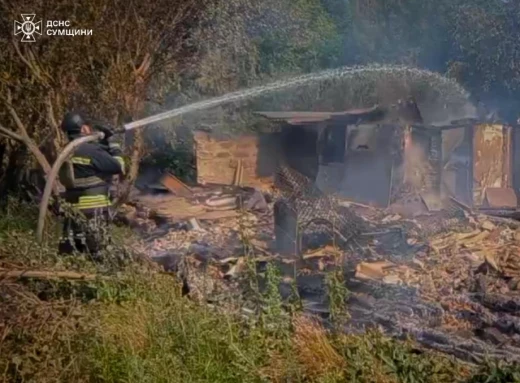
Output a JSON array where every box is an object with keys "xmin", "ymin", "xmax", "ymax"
[{"xmin": 58, "ymin": 209, "xmax": 111, "ymax": 257}]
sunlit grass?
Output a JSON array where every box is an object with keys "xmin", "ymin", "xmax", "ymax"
[{"xmin": 0, "ymin": 198, "xmax": 519, "ymax": 382}]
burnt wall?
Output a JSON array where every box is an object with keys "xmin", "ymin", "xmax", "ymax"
[
  {"xmin": 339, "ymin": 125, "xmax": 396, "ymax": 207},
  {"xmin": 194, "ymin": 131, "xmax": 280, "ymax": 187},
  {"xmin": 280, "ymin": 125, "xmax": 319, "ymax": 181},
  {"xmin": 513, "ymin": 126, "xmax": 520, "ymax": 199},
  {"xmin": 402, "ymin": 128, "xmax": 442, "ymax": 196},
  {"xmin": 473, "ymin": 124, "xmax": 511, "ymax": 205}
]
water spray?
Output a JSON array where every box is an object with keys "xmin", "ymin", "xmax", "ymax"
[{"xmin": 121, "ymin": 64, "xmax": 469, "ymax": 132}]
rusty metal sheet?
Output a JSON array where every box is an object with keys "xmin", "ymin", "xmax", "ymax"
[
  {"xmin": 483, "ymin": 187, "xmax": 517, "ymax": 209},
  {"xmin": 255, "ymin": 105, "xmax": 383, "ymax": 125},
  {"xmin": 160, "ymin": 172, "xmax": 193, "ymax": 198},
  {"xmin": 473, "ymin": 124, "xmax": 511, "ymax": 206}
]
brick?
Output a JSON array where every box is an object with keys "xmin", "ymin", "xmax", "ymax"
[
  {"xmin": 217, "ymin": 142, "xmax": 236, "ymax": 149},
  {"xmin": 234, "ymin": 151, "xmax": 254, "ymax": 158},
  {"xmin": 195, "ymin": 131, "xmax": 278, "ymax": 187},
  {"xmin": 241, "ymin": 161, "xmax": 257, "ymax": 168},
  {"xmin": 238, "ymin": 141, "xmax": 258, "ymax": 149},
  {"xmin": 238, "ymin": 135, "xmax": 257, "ymax": 142}
]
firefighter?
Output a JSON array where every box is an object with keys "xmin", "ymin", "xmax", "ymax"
[{"xmin": 58, "ymin": 112, "xmax": 125, "ymax": 257}]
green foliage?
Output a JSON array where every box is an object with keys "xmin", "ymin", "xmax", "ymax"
[
  {"xmin": 324, "ymin": 0, "xmax": 520, "ymax": 119},
  {"xmin": 325, "ymin": 268, "xmax": 350, "ymax": 327},
  {"xmin": 255, "ymin": 0, "xmax": 339, "ymax": 74},
  {"xmin": 261, "ymin": 263, "xmax": 291, "ymax": 340},
  {"xmin": 336, "ymin": 330, "xmax": 470, "ymax": 383},
  {"xmin": 142, "ymin": 149, "xmax": 196, "ymax": 183},
  {"xmin": 0, "ymin": 197, "xmax": 42, "ymax": 235},
  {"xmin": 468, "ymin": 360, "xmax": 520, "ymax": 383}
]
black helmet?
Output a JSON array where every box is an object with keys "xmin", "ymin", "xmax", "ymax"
[{"xmin": 61, "ymin": 112, "xmax": 86, "ymax": 134}]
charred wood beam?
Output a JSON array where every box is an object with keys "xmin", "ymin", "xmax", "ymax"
[
  {"xmin": 428, "ymin": 130, "xmax": 442, "ymax": 195},
  {"xmin": 512, "ymin": 126, "xmax": 520, "ymax": 201},
  {"xmin": 466, "ymin": 125, "xmax": 475, "ymax": 207}
]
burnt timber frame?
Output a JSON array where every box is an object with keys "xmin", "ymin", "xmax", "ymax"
[
  {"xmin": 258, "ymin": 108, "xmax": 520, "ymax": 209},
  {"xmin": 412, "ymin": 121, "xmax": 519, "ymax": 209}
]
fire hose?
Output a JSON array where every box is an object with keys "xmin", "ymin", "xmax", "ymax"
[{"xmin": 36, "ymin": 132, "xmax": 105, "ymax": 243}]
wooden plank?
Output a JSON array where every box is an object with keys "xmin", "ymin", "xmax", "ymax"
[
  {"xmin": 420, "ymin": 192, "xmax": 443, "ymax": 211},
  {"xmin": 160, "ymin": 172, "xmax": 193, "ymax": 197},
  {"xmin": 197, "ymin": 210, "xmax": 238, "ymax": 221},
  {"xmin": 503, "ymin": 125, "xmax": 513, "ymax": 188},
  {"xmin": 473, "ymin": 124, "xmax": 506, "ymax": 206}
]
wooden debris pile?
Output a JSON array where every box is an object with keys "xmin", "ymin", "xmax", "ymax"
[
  {"xmin": 126, "ymin": 173, "xmax": 268, "ymax": 226},
  {"xmin": 426, "ymin": 216, "xmax": 520, "ymax": 294},
  {"xmin": 121, "ymin": 168, "xmax": 520, "ymax": 363}
]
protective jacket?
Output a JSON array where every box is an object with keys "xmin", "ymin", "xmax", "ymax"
[{"xmin": 64, "ymin": 138, "xmax": 124, "ymax": 214}]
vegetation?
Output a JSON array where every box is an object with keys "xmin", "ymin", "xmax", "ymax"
[{"xmin": 1, "ymin": 199, "xmax": 520, "ymax": 382}]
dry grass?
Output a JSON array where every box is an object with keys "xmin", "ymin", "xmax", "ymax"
[
  {"xmin": 96, "ymin": 300, "xmax": 152, "ymax": 354},
  {"xmin": 292, "ymin": 315, "xmax": 346, "ymax": 380}
]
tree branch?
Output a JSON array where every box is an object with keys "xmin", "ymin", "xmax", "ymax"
[
  {"xmin": 12, "ymin": 40, "xmax": 46, "ymax": 84},
  {"xmin": 6, "ymin": 89, "xmax": 31, "ymax": 140},
  {"xmin": 3, "ymin": 93, "xmax": 52, "ymax": 175},
  {"xmin": 45, "ymin": 94, "xmax": 59, "ymax": 132},
  {"xmin": 0, "ymin": 123, "xmax": 24, "ymax": 142},
  {"xmin": 0, "ymin": 268, "xmax": 104, "ymax": 282}
]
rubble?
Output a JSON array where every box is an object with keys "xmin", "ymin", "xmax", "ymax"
[
  {"xmin": 354, "ymin": 261, "xmax": 399, "ymax": 281},
  {"xmin": 123, "ymin": 174, "xmax": 520, "ymax": 364}
]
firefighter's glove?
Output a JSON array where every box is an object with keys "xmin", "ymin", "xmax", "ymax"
[{"xmin": 94, "ymin": 124, "xmax": 114, "ymax": 146}]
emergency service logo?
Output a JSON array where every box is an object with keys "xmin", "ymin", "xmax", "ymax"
[{"xmin": 14, "ymin": 14, "xmax": 42, "ymax": 42}]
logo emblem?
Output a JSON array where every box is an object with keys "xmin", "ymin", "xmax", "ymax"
[{"xmin": 14, "ymin": 14, "xmax": 42, "ymax": 42}]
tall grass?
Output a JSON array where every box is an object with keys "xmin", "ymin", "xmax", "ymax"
[{"xmin": 0, "ymin": 199, "xmax": 519, "ymax": 382}]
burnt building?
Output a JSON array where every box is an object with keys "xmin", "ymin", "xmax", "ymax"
[{"xmin": 193, "ymin": 104, "xmax": 520, "ymax": 212}]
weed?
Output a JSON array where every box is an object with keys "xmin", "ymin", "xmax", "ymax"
[
  {"xmin": 468, "ymin": 360, "xmax": 520, "ymax": 383},
  {"xmin": 142, "ymin": 148, "xmax": 196, "ymax": 183},
  {"xmin": 287, "ymin": 269, "xmax": 303, "ymax": 314},
  {"xmin": 325, "ymin": 268, "xmax": 350, "ymax": 328},
  {"xmin": 335, "ymin": 330, "xmax": 471, "ymax": 383},
  {"xmin": 261, "ymin": 263, "xmax": 290, "ymax": 339}
]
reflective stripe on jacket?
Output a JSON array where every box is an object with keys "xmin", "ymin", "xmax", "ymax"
[{"xmin": 73, "ymin": 194, "xmax": 112, "ymax": 210}]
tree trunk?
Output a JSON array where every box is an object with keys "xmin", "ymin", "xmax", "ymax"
[
  {"xmin": 116, "ymin": 128, "xmax": 144, "ymax": 205},
  {"xmin": 0, "ymin": 140, "xmax": 6, "ymax": 178},
  {"xmin": 0, "ymin": 145, "xmax": 26, "ymax": 197}
]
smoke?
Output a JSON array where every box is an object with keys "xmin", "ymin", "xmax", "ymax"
[{"xmin": 417, "ymin": 98, "xmax": 477, "ymax": 126}]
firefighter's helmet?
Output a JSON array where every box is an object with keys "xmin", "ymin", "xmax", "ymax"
[{"xmin": 61, "ymin": 112, "xmax": 86, "ymax": 134}]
